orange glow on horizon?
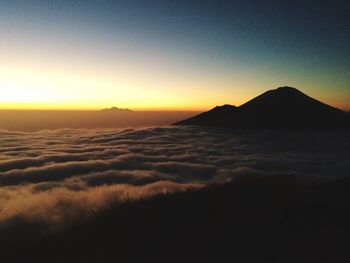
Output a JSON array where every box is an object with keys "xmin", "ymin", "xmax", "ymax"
[
  {"xmin": 1, "ymin": 16, "xmax": 349, "ymax": 114},
  {"xmin": 0, "ymin": 98, "xmax": 348, "ymax": 112},
  {"xmin": 1, "ymin": 39, "xmax": 349, "ymax": 113},
  {"xmin": 0, "ymin": 103, "xmax": 207, "ymax": 112}
]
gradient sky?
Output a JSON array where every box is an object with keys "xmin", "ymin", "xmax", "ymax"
[{"xmin": 0, "ymin": 0, "xmax": 349, "ymax": 110}]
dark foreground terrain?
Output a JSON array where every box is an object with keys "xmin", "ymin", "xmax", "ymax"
[{"xmin": 1, "ymin": 175, "xmax": 350, "ymax": 263}]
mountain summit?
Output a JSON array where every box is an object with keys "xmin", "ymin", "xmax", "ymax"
[{"xmin": 175, "ymin": 87, "xmax": 350, "ymax": 129}]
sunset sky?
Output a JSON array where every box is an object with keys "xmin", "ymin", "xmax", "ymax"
[{"xmin": 0, "ymin": 0, "xmax": 349, "ymax": 111}]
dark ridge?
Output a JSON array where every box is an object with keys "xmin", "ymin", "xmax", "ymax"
[
  {"xmin": 175, "ymin": 86, "xmax": 350, "ymax": 129},
  {"xmin": 176, "ymin": 104, "xmax": 237, "ymax": 126},
  {"xmin": 1, "ymin": 175, "xmax": 350, "ymax": 263}
]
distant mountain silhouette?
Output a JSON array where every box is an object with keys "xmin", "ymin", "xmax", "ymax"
[
  {"xmin": 101, "ymin": 107, "xmax": 133, "ymax": 112},
  {"xmin": 175, "ymin": 87, "xmax": 350, "ymax": 129}
]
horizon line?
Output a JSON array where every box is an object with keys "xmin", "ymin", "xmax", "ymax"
[
  {"xmin": 0, "ymin": 102, "xmax": 349, "ymax": 112},
  {"xmin": 0, "ymin": 107, "xmax": 204, "ymax": 112},
  {"xmin": 0, "ymin": 104, "xmax": 349, "ymax": 112}
]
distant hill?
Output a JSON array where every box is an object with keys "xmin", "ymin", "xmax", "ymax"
[
  {"xmin": 101, "ymin": 107, "xmax": 133, "ymax": 112},
  {"xmin": 175, "ymin": 86, "xmax": 350, "ymax": 129}
]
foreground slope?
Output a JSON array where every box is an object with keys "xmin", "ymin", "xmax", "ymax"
[
  {"xmin": 1, "ymin": 175, "xmax": 350, "ymax": 263},
  {"xmin": 175, "ymin": 87, "xmax": 350, "ymax": 129}
]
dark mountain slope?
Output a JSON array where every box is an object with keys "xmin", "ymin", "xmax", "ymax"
[
  {"xmin": 175, "ymin": 87, "xmax": 350, "ymax": 129},
  {"xmin": 1, "ymin": 175, "xmax": 350, "ymax": 263},
  {"xmin": 176, "ymin": 104, "xmax": 237, "ymax": 126}
]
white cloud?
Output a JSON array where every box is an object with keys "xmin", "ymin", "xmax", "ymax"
[{"xmin": 0, "ymin": 126, "xmax": 349, "ymax": 222}]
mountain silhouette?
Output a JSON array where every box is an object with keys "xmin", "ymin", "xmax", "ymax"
[
  {"xmin": 101, "ymin": 107, "xmax": 133, "ymax": 112},
  {"xmin": 175, "ymin": 86, "xmax": 350, "ymax": 129},
  {"xmin": 177, "ymin": 104, "xmax": 237, "ymax": 126}
]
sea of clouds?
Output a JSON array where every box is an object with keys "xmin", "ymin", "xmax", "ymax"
[{"xmin": 0, "ymin": 126, "xmax": 349, "ymax": 222}]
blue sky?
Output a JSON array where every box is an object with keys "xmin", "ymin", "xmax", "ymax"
[{"xmin": 0, "ymin": 0, "xmax": 349, "ymax": 110}]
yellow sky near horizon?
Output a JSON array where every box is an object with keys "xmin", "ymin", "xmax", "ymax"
[
  {"xmin": 0, "ymin": 48, "xmax": 256, "ymax": 111},
  {"xmin": 1, "ymin": 60, "xmax": 348, "ymax": 111},
  {"xmin": 1, "ymin": 32, "xmax": 349, "ymax": 112},
  {"xmin": 1, "ymin": 1, "xmax": 349, "ymax": 113}
]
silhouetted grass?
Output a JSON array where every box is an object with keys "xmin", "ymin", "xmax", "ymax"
[{"xmin": 1, "ymin": 174, "xmax": 350, "ymax": 263}]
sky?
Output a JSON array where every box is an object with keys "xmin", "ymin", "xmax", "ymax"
[{"xmin": 0, "ymin": 0, "xmax": 349, "ymax": 111}]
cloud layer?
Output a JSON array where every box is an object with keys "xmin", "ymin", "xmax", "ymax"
[{"xmin": 0, "ymin": 126, "xmax": 349, "ymax": 222}]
